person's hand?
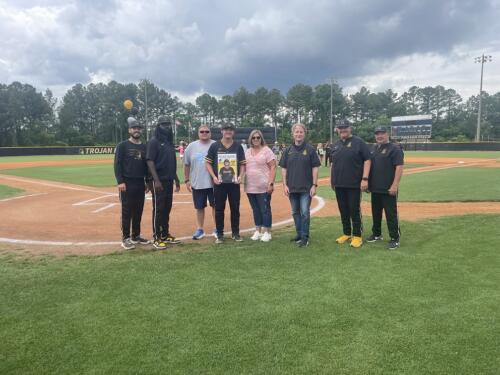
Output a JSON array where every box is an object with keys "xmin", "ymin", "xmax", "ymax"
[
  {"xmin": 267, "ymin": 183, "xmax": 274, "ymax": 194},
  {"xmin": 154, "ymin": 180, "xmax": 164, "ymax": 192},
  {"xmin": 283, "ymin": 184, "xmax": 290, "ymax": 197},
  {"xmin": 235, "ymin": 176, "xmax": 242, "ymax": 184},
  {"xmin": 175, "ymin": 183, "xmax": 181, "ymax": 193},
  {"xmin": 310, "ymin": 185, "xmax": 317, "ymax": 197},
  {"xmin": 388, "ymin": 184, "xmax": 398, "ymax": 196},
  {"xmin": 186, "ymin": 181, "xmax": 192, "ymax": 193},
  {"xmin": 213, "ymin": 176, "xmax": 221, "ymax": 185},
  {"xmin": 361, "ymin": 180, "xmax": 368, "ymax": 192},
  {"xmin": 117, "ymin": 183, "xmax": 126, "ymax": 192}
]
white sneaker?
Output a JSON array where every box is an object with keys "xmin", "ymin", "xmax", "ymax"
[
  {"xmin": 260, "ymin": 232, "xmax": 272, "ymax": 242},
  {"xmin": 250, "ymin": 231, "xmax": 262, "ymax": 241}
]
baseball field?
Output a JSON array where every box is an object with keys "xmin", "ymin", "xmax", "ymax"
[{"xmin": 0, "ymin": 151, "xmax": 499, "ymax": 374}]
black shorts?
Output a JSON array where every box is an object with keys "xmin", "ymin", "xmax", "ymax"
[{"xmin": 192, "ymin": 188, "xmax": 215, "ymax": 209}]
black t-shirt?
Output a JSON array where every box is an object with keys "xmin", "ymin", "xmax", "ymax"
[
  {"xmin": 146, "ymin": 137, "xmax": 177, "ymax": 180},
  {"xmin": 205, "ymin": 141, "xmax": 246, "ymax": 182},
  {"xmin": 114, "ymin": 140, "xmax": 148, "ymax": 184},
  {"xmin": 279, "ymin": 142, "xmax": 321, "ymax": 193},
  {"xmin": 330, "ymin": 135, "xmax": 371, "ymax": 189},
  {"xmin": 369, "ymin": 142, "xmax": 404, "ymax": 193}
]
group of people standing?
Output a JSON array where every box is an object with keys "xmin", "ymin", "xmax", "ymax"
[{"xmin": 114, "ymin": 116, "xmax": 403, "ymax": 251}]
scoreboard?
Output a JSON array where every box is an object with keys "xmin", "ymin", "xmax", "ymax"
[{"xmin": 391, "ymin": 115, "xmax": 432, "ymax": 140}]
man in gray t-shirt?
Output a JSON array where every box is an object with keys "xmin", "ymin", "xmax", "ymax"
[{"xmin": 183, "ymin": 125, "xmax": 216, "ymax": 240}]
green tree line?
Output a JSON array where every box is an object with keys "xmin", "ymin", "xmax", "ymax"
[{"xmin": 1, "ymin": 79, "xmax": 499, "ymax": 147}]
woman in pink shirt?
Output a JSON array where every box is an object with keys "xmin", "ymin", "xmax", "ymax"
[{"xmin": 245, "ymin": 129, "xmax": 276, "ymax": 242}]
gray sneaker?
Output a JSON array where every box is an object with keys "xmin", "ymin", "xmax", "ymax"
[{"xmin": 121, "ymin": 238, "xmax": 136, "ymax": 250}]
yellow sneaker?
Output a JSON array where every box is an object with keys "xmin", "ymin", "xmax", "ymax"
[
  {"xmin": 336, "ymin": 235, "xmax": 351, "ymax": 244},
  {"xmin": 350, "ymin": 236, "xmax": 363, "ymax": 248}
]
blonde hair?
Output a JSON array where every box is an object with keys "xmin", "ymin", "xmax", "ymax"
[
  {"xmin": 248, "ymin": 129, "xmax": 266, "ymax": 148},
  {"xmin": 291, "ymin": 123, "xmax": 307, "ymax": 133}
]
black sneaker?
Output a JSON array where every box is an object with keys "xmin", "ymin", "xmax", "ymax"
[
  {"xmin": 298, "ymin": 239, "xmax": 309, "ymax": 247},
  {"xmin": 387, "ymin": 239, "xmax": 400, "ymax": 250},
  {"xmin": 366, "ymin": 234, "xmax": 383, "ymax": 243},
  {"xmin": 131, "ymin": 236, "xmax": 151, "ymax": 245},
  {"xmin": 290, "ymin": 235, "xmax": 301, "ymax": 243},
  {"xmin": 232, "ymin": 234, "xmax": 243, "ymax": 242},
  {"xmin": 164, "ymin": 235, "xmax": 181, "ymax": 244},
  {"xmin": 215, "ymin": 236, "xmax": 224, "ymax": 244},
  {"xmin": 121, "ymin": 238, "xmax": 136, "ymax": 250}
]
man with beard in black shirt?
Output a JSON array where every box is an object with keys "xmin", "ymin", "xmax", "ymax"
[
  {"xmin": 330, "ymin": 120, "xmax": 371, "ymax": 248},
  {"xmin": 367, "ymin": 127, "xmax": 404, "ymax": 250},
  {"xmin": 114, "ymin": 117, "xmax": 150, "ymax": 250},
  {"xmin": 146, "ymin": 116, "xmax": 181, "ymax": 250}
]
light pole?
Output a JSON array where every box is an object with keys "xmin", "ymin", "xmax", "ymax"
[
  {"xmin": 474, "ymin": 54, "xmax": 492, "ymax": 142},
  {"xmin": 330, "ymin": 78, "xmax": 334, "ymax": 144}
]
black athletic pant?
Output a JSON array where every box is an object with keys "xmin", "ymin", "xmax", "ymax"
[
  {"xmin": 214, "ymin": 183, "xmax": 240, "ymax": 237},
  {"xmin": 120, "ymin": 178, "xmax": 146, "ymax": 240},
  {"xmin": 371, "ymin": 192, "xmax": 400, "ymax": 241},
  {"xmin": 152, "ymin": 179, "xmax": 174, "ymax": 241},
  {"xmin": 335, "ymin": 187, "xmax": 363, "ymax": 237}
]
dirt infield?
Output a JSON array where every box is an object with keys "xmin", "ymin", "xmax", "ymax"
[{"xmin": 0, "ymin": 156, "xmax": 499, "ymax": 255}]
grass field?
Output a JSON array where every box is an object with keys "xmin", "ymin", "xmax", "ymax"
[
  {"xmin": 0, "ymin": 154, "xmax": 114, "ymax": 163},
  {"xmin": 317, "ymin": 167, "xmax": 500, "ymax": 202},
  {"xmin": 404, "ymin": 151, "xmax": 500, "ymax": 159},
  {"xmin": 0, "ymin": 184, "xmax": 24, "ymax": 199},
  {"xmin": 1, "ymin": 215, "xmax": 499, "ymax": 374}
]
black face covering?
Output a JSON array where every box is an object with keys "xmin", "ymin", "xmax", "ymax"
[{"xmin": 156, "ymin": 125, "xmax": 173, "ymax": 144}]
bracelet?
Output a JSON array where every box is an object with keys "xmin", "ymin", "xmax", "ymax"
[
  {"xmin": 362, "ymin": 177, "xmax": 368, "ymax": 181},
  {"xmin": 184, "ymin": 179, "xmax": 190, "ymax": 183}
]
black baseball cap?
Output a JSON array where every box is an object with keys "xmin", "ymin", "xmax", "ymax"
[
  {"xmin": 336, "ymin": 119, "xmax": 352, "ymax": 129},
  {"xmin": 127, "ymin": 117, "xmax": 143, "ymax": 128},
  {"xmin": 374, "ymin": 126, "xmax": 388, "ymax": 133},
  {"xmin": 157, "ymin": 116, "xmax": 172, "ymax": 126},
  {"xmin": 221, "ymin": 123, "xmax": 235, "ymax": 130}
]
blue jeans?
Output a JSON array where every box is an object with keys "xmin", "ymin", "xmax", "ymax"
[
  {"xmin": 247, "ymin": 193, "xmax": 272, "ymax": 228},
  {"xmin": 289, "ymin": 192, "xmax": 312, "ymax": 240}
]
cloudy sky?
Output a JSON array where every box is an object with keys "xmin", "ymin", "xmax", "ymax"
[{"xmin": 1, "ymin": 0, "xmax": 499, "ymax": 101}]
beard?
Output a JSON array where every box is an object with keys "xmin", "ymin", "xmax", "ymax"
[{"xmin": 156, "ymin": 126, "xmax": 173, "ymax": 143}]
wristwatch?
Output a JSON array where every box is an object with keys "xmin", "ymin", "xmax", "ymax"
[
  {"xmin": 269, "ymin": 182, "xmax": 274, "ymax": 186},
  {"xmin": 362, "ymin": 177, "xmax": 369, "ymax": 181},
  {"xmin": 313, "ymin": 183, "xmax": 318, "ymax": 187},
  {"xmin": 184, "ymin": 179, "xmax": 190, "ymax": 183}
]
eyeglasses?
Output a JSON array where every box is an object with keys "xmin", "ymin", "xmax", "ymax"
[
  {"xmin": 199, "ymin": 130, "xmax": 210, "ymax": 134},
  {"xmin": 252, "ymin": 136, "xmax": 261, "ymax": 140}
]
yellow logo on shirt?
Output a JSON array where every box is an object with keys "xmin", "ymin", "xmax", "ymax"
[
  {"xmin": 303, "ymin": 150, "xmax": 308, "ymax": 156},
  {"xmin": 382, "ymin": 149, "xmax": 387, "ymax": 154},
  {"xmin": 347, "ymin": 142, "xmax": 351, "ymax": 148}
]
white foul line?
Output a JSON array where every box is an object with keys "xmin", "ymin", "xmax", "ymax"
[
  {"xmin": 0, "ymin": 196, "xmax": 326, "ymax": 246},
  {"xmin": 0, "ymin": 193, "xmax": 47, "ymax": 203}
]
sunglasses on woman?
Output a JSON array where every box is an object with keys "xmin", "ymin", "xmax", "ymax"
[
  {"xmin": 199, "ymin": 130, "xmax": 210, "ymax": 134},
  {"xmin": 252, "ymin": 136, "xmax": 261, "ymax": 140}
]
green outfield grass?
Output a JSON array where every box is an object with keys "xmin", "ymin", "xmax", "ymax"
[
  {"xmin": 0, "ymin": 154, "xmax": 114, "ymax": 163},
  {"xmin": 0, "ymin": 161, "xmax": 332, "ymax": 187},
  {"xmin": 0, "ymin": 184, "xmax": 24, "ymax": 199},
  {"xmin": 405, "ymin": 151, "xmax": 500, "ymax": 159},
  {"xmin": 318, "ymin": 167, "xmax": 500, "ymax": 202},
  {"xmin": 0, "ymin": 215, "xmax": 498, "ymax": 374}
]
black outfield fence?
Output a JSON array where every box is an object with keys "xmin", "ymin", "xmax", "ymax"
[{"xmin": 1, "ymin": 141, "xmax": 499, "ymax": 157}]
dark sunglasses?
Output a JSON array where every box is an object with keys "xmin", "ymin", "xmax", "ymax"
[
  {"xmin": 199, "ymin": 130, "xmax": 210, "ymax": 134},
  {"xmin": 251, "ymin": 136, "xmax": 261, "ymax": 140}
]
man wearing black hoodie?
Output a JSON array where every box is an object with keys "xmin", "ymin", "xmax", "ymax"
[{"xmin": 146, "ymin": 116, "xmax": 181, "ymax": 250}]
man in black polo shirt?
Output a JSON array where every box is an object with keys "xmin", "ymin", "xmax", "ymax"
[
  {"xmin": 146, "ymin": 116, "xmax": 181, "ymax": 250},
  {"xmin": 279, "ymin": 123, "xmax": 321, "ymax": 247},
  {"xmin": 114, "ymin": 117, "xmax": 150, "ymax": 250},
  {"xmin": 205, "ymin": 123, "xmax": 246, "ymax": 244},
  {"xmin": 330, "ymin": 119, "xmax": 371, "ymax": 248},
  {"xmin": 367, "ymin": 127, "xmax": 404, "ymax": 250}
]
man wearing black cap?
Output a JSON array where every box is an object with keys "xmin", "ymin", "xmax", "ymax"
[
  {"xmin": 114, "ymin": 117, "xmax": 150, "ymax": 250},
  {"xmin": 146, "ymin": 116, "xmax": 181, "ymax": 250},
  {"xmin": 330, "ymin": 119, "xmax": 371, "ymax": 248},
  {"xmin": 205, "ymin": 123, "xmax": 246, "ymax": 243},
  {"xmin": 367, "ymin": 127, "xmax": 404, "ymax": 250}
]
